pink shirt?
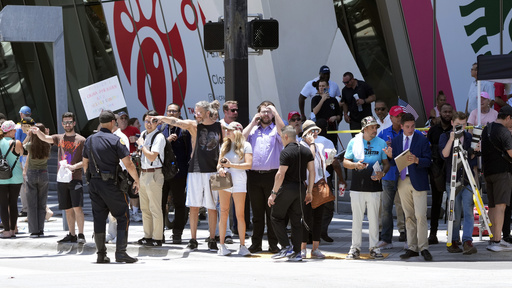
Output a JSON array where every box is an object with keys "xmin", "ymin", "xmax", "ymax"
[{"xmin": 468, "ymin": 109, "xmax": 498, "ymax": 126}]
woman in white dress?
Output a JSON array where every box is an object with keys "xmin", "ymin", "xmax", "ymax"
[{"xmin": 217, "ymin": 121, "xmax": 253, "ymax": 256}]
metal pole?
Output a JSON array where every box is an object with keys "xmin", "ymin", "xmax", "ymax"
[
  {"xmin": 224, "ymin": 0, "xmax": 248, "ymax": 126},
  {"xmin": 433, "ymin": 0, "xmax": 437, "ymax": 108},
  {"xmin": 500, "ymin": 0, "xmax": 503, "ymax": 54}
]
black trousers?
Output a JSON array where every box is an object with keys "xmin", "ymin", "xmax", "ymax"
[
  {"xmin": 321, "ymin": 172, "xmax": 334, "ymax": 235},
  {"xmin": 247, "ymin": 170, "xmax": 278, "ymax": 247},
  {"xmin": 303, "ymin": 203, "xmax": 324, "ymax": 242},
  {"xmin": 271, "ymin": 182, "xmax": 303, "ymax": 253},
  {"xmin": 0, "ymin": 183, "xmax": 21, "ymax": 231},
  {"xmin": 89, "ymin": 178, "xmax": 130, "ymax": 235},
  {"xmin": 429, "ymin": 177, "xmax": 444, "ymax": 234},
  {"xmin": 503, "ymin": 191, "xmax": 512, "ymax": 237},
  {"xmin": 162, "ymin": 176, "xmax": 188, "ymax": 237}
]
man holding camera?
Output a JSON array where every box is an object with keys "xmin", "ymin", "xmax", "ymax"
[
  {"xmin": 83, "ymin": 110, "xmax": 140, "ymax": 263},
  {"xmin": 439, "ymin": 112, "xmax": 478, "ymax": 254},
  {"xmin": 481, "ymin": 106, "xmax": 512, "ymax": 252}
]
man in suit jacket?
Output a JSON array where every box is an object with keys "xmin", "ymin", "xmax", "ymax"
[{"xmin": 384, "ymin": 113, "xmax": 433, "ymax": 261}]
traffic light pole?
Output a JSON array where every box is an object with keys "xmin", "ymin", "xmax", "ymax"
[{"xmin": 224, "ymin": 0, "xmax": 249, "ymax": 126}]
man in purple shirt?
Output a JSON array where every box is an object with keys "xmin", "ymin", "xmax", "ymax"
[{"xmin": 242, "ymin": 101, "xmax": 285, "ymax": 253}]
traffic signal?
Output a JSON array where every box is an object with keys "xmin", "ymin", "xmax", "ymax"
[
  {"xmin": 203, "ymin": 21, "xmax": 224, "ymax": 52},
  {"xmin": 248, "ymin": 19, "xmax": 279, "ymax": 50}
]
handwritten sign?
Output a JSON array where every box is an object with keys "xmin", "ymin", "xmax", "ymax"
[{"xmin": 79, "ymin": 76, "xmax": 127, "ymax": 120}]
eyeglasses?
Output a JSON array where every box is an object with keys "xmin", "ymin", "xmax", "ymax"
[
  {"xmin": 62, "ymin": 121, "xmax": 74, "ymax": 125},
  {"xmin": 145, "ymin": 119, "xmax": 158, "ymax": 124},
  {"xmin": 343, "ymin": 78, "xmax": 353, "ymax": 85},
  {"xmin": 167, "ymin": 109, "xmax": 179, "ymax": 113},
  {"xmin": 230, "ymin": 109, "xmax": 238, "ymax": 113},
  {"xmin": 375, "ymin": 107, "xmax": 386, "ymax": 112},
  {"xmin": 289, "ymin": 117, "xmax": 300, "ymax": 122}
]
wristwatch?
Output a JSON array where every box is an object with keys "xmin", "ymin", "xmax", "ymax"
[{"xmin": 271, "ymin": 190, "xmax": 277, "ymax": 196}]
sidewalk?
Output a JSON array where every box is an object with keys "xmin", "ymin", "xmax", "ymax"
[{"xmin": 3, "ymin": 187, "xmax": 512, "ymax": 262}]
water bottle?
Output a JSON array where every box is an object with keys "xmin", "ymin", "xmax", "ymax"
[{"xmin": 353, "ymin": 93, "xmax": 363, "ymax": 112}]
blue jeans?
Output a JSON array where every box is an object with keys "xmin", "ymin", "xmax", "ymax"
[
  {"xmin": 446, "ymin": 183, "xmax": 474, "ymax": 242},
  {"xmin": 381, "ymin": 179, "xmax": 397, "ymax": 243},
  {"xmin": 26, "ymin": 169, "xmax": 49, "ymax": 233}
]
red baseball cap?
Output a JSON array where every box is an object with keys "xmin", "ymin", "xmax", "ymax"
[
  {"xmin": 389, "ymin": 106, "xmax": 405, "ymax": 116},
  {"xmin": 288, "ymin": 111, "xmax": 300, "ymax": 121}
]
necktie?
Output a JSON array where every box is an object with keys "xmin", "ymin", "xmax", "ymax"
[{"xmin": 400, "ymin": 136, "xmax": 410, "ymax": 180}]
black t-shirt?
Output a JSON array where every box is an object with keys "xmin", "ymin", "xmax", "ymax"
[
  {"xmin": 427, "ymin": 123, "xmax": 452, "ymax": 165},
  {"xmin": 189, "ymin": 122, "xmax": 223, "ymax": 173},
  {"xmin": 482, "ymin": 122, "xmax": 512, "ymax": 176},
  {"xmin": 83, "ymin": 128, "xmax": 130, "ymax": 174},
  {"xmin": 311, "ymin": 95, "xmax": 341, "ymax": 130},
  {"xmin": 341, "ymin": 80, "xmax": 374, "ymax": 122},
  {"xmin": 280, "ymin": 142, "xmax": 314, "ymax": 183}
]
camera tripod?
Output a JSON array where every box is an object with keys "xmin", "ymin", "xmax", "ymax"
[{"xmin": 446, "ymin": 130, "xmax": 492, "ymax": 247}]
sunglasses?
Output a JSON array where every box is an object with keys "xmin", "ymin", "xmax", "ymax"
[
  {"xmin": 375, "ymin": 107, "xmax": 386, "ymax": 112},
  {"xmin": 343, "ymin": 78, "xmax": 353, "ymax": 85},
  {"xmin": 311, "ymin": 129, "xmax": 320, "ymax": 134},
  {"xmin": 62, "ymin": 121, "xmax": 74, "ymax": 125},
  {"xmin": 145, "ymin": 119, "xmax": 158, "ymax": 124},
  {"xmin": 289, "ymin": 117, "xmax": 300, "ymax": 122},
  {"xmin": 230, "ymin": 109, "xmax": 238, "ymax": 113},
  {"xmin": 167, "ymin": 109, "xmax": 179, "ymax": 113}
]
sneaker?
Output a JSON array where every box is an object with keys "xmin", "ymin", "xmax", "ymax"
[
  {"xmin": 463, "ymin": 240, "xmax": 477, "ymax": 255},
  {"xmin": 311, "ymin": 249, "xmax": 326, "ymax": 259},
  {"xmin": 447, "ymin": 242, "xmax": 462, "ymax": 253},
  {"xmin": 370, "ymin": 247, "xmax": 384, "ymax": 259},
  {"xmin": 130, "ymin": 213, "xmax": 142, "ymax": 222},
  {"xmin": 187, "ymin": 239, "xmax": 198, "ymax": 251},
  {"xmin": 78, "ymin": 233, "xmax": 86, "ymax": 244},
  {"xmin": 144, "ymin": 239, "xmax": 162, "ymax": 247},
  {"xmin": 137, "ymin": 237, "xmax": 152, "ymax": 245},
  {"xmin": 487, "ymin": 241, "xmax": 503, "ymax": 252},
  {"xmin": 376, "ymin": 240, "xmax": 393, "ymax": 250},
  {"xmin": 58, "ymin": 233, "xmax": 77, "ymax": 243},
  {"xmin": 224, "ymin": 236, "xmax": 234, "ymax": 244},
  {"xmin": 287, "ymin": 251, "xmax": 302, "ymax": 262},
  {"xmin": 237, "ymin": 245, "xmax": 251, "ymax": 256},
  {"xmin": 499, "ymin": 240, "xmax": 512, "ymax": 250},
  {"xmin": 271, "ymin": 246, "xmax": 294, "ymax": 259},
  {"xmin": 345, "ymin": 247, "xmax": 360, "ymax": 260},
  {"xmin": 217, "ymin": 244, "xmax": 231, "ymax": 256},
  {"xmin": 300, "ymin": 248, "xmax": 307, "ymax": 259},
  {"xmin": 208, "ymin": 238, "xmax": 219, "ymax": 252}
]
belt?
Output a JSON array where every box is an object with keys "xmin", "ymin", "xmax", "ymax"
[
  {"xmin": 250, "ymin": 169, "xmax": 278, "ymax": 174},
  {"xmin": 141, "ymin": 167, "xmax": 162, "ymax": 173}
]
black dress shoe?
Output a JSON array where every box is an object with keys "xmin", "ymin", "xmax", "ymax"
[
  {"xmin": 321, "ymin": 233, "xmax": 334, "ymax": 243},
  {"xmin": 428, "ymin": 235, "xmax": 439, "ymax": 245},
  {"xmin": 268, "ymin": 244, "xmax": 280, "ymax": 253},
  {"xmin": 172, "ymin": 235, "xmax": 182, "ymax": 244},
  {"xmin": 97, "ymin": 254, "xmax": 111, "ymax": 263},
  {"xmin": 248, "ymin": 244, "xmax": 262, "ymax": 253},
  {"xmin": 400, "ymin": 249, "xmax": 419, "ymax": 259},
  {"xmin": 421, "ymin": 249, "xmax": 433, "ymax": 261},
  {"xmin": 398, "ymin": 232, "xmax": 406, "ymax": 242}
]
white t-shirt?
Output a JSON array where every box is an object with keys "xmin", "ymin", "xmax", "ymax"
[
  {"xmin": 376, "ymin": 115, "xmax": 391, "ymax": 135},
  {"xmin": 300, "ymin": 77, "xmax": 341, "ymax": 98},
  {"xmin": 224, "ymin": 141, "xmax": 252, "ymax": 180},
  {"xmin": 141, "ymin": 129, "xmax": 166, "ymax": 169},
  {"xmin": 113, "ymin": 128, "xmax": 130, "ymax": 170}
]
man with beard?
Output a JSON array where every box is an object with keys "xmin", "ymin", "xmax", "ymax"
[
  {"xmin": 33, "ymin": 112, "xmax": 86, "ymax": 244},
  {"xmin": 344, "ymin": 116, "xmax": 389, "ymax": 259},
  {"xmin": 153, "ymin": 100, "xmax": 222, "ymax": 252},
  {"xmin": 341, "ymin": 72, "xmax": 376, "ymax": 136},
  {"xmin": 298, "ymin": 65, "xmax": 341, "ymax": 122},
  {"xmin": 243, "ymin": 101, "xmax": 285, "ymax": 253},
  {"xmin": 426, "ymin": 103, "xmax": 453, "ymax": 244}
]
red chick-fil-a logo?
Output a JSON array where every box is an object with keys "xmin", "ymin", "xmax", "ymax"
[{"xmin": 112, "ymin": 0, "xmax": 206, "ymax": 115}]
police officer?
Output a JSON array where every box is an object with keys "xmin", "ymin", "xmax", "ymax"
[{"xmin": 83, "ymin": 110, "xmax": 140, "ymax": 263}]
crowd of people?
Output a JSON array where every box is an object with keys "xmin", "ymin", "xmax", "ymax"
[{"xmin": 1, "ymin": 63, "xmax": 512, "ymax": 263}]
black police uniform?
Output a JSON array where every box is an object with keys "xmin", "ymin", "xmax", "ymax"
[{"xmin": 83, "ymin": 127, "xmax": 134, "ymax": 262}]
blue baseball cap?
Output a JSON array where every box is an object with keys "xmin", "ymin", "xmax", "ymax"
[
  {"xmin": 19, "ymin": 106, "xmax": 31, "ymax": 115},
  {"xmin": 319, "ymin": 65, "xmax": 330, "ymax": 74}
]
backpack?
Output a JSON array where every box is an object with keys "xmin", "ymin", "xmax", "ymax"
[
  {"xmin": 0, "ymin": 141, "xmax": 19, "ymax": 180},
  {"xmin": 143, "ymin": 130, "xmax": 179, "ymax": 180}
]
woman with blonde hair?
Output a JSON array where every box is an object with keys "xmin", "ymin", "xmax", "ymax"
[{"xmin": 216, "ymin": 121, "xmax": 252, "ymax": 256}]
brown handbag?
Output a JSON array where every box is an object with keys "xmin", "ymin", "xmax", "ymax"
[
  {"xmin": 311, "ymin": 178, "xmax": 334, "ymax": 209},
  {"xmin": 209, "ymin": 172, "xmax": 233, "ymax": 190}
]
